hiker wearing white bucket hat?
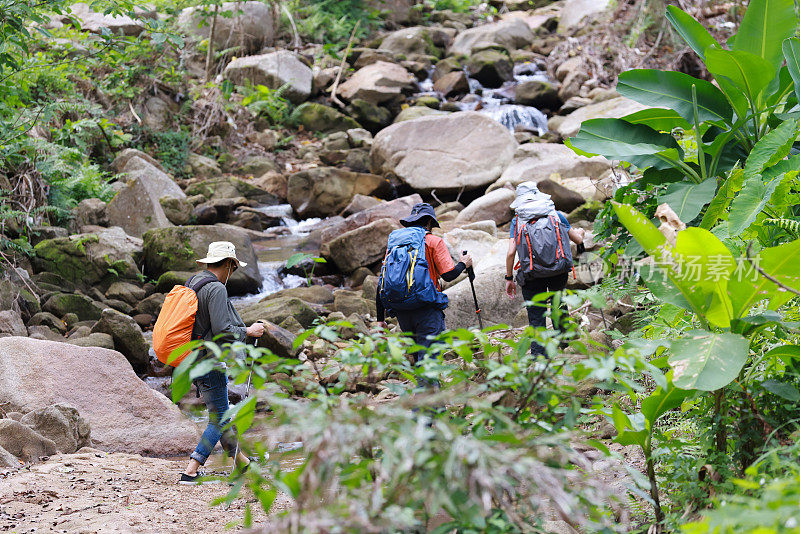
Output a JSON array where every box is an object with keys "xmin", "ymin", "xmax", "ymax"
[
  {"xmin": 179, "ymin": 241, "xmax": 264, "ymax": 485},
  {"xmin": 504, "ymin": 181, "xmax": 585, "ymax": 355}
]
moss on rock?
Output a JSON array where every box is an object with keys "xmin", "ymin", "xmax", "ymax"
[{"xmin": 290, "ymin": 103, "xmax": 361, "ymax": 134}]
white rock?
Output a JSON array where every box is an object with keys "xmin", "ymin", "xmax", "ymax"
[{"xmin": 224, "ymin": 51, "xmax": 312, "ymax": 104}]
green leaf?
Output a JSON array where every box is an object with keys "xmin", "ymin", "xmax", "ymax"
[
  {"xmin": 783, "ymin": 38, "xmax": 800, "ymax": 103},
  {"xmin": 226, "ymin": 395, "xmax": 257, "ymax": 436},
  {"xmin": 569, "ymin": 118, "xmax": 681, "ymax": 159},
  {"xmin": 666, "ymin": 6, "xmax": 721, "ymax": 61},
  {"xmin": 761, "ymin": 379, "xmax": 800, "ymax": 401},
  {"xmin": 640, "ymin": 380, "xmax": 694, "ymax": 427},
  {"xmin": 669, "ymin": 330, "xmax": 750, "ymax": 391},
  {"xmin": 170, "ymin": 351, "xmax": 199, "ymax": 403},
  {"xmin": 743, "ymin": 119, "xmax": 799, "ymax": 176},
  {"xmin": 705, "ymin": 48, "xmax": 776, "ymax": 106},
  {"xmin": 700, "ymin": 169, "xmax": 744, "ymax": 229},
  {"xmin": 609, "ymin": 404, "xmax": 647, "ymax": 448},
  {"xmin": 763, "ymin": 344, "xmax": 800, "ymax": 365},
  {"xmin": 728, "ymin": 172, "xmax": 784, "ymax": 234},
  {"xmin": 733, "ymin": 0, "xmax": 797, "ymax": 69},
  {"xmin": 286, "ymin": 252, "xmax": 311, "ymax": 269},
  {"xmin": 622, "ymin": 108, "xmax": 692, "ymax": 131},
  {"xmin": 658, "ymin": 178, "xmax": 717, "ymax": 223},
  {"xmin": 611, "ymin": 201, "xmax": 667, "ymax": 257},
  {"xmin": 617, "ymin": 69, "xmax": 733, "ymax": 124}
]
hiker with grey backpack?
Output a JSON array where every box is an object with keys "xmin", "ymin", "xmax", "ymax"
[{"xmin": 504, "ymin": 182, "xmax": 585, "ymax": 355}]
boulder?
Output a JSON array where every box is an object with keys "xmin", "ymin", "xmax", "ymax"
[
  {"xmin": 347, "ymin": 128, "xmax": 374, "ymax": 148},
  {"xmin": 111, "ymin": 149, "xmax": 167, "ymax": 174},
  {"xmin": 556, "ymin": 97, "xmax": 649, "ymax": 138},
  {"xmin": 433, "ymin": 70, "xmax": 469, "ymax": 97},
  {"xmin": 155, "ymin": 271, "xmax": 195, "ymax": 294},
  {"xmin": 0, "ymin": 420, "xmax": 57, "ymax": 463},
  {"xmin": 184, "ymin": 176, "xmax": 278, "ymax": 205},
  {"xmin": 393, "ymin": 106, "xmax": 450, "ymax": 123},
  {"xmin": 287, "ymin": 167, "xmax": 391, "ymax": 219},
  {"xmin": 42, "ymin": 293, "xmax": 103, "ymax": 321},
  {"xmin": 224, "ymin": 51, "xmax": 312, "ymax": 104},
  {"xmin": 346, "ymin": 99, "xmax": 393, "ymax": 134},
  {"xmin": 28, "ymin": 312, "xmax": 66, "ymax": 334},
  {"xmin": 319, "ymin": 194, "xmax": 422, "ymax": 250},
  {"xmin": 371, "ymin": 111, "xmax": 517, "ymax": 192},
  {"xmin": 106, "ymin": 157, "xmax": 186, "ymax": 238},
  {"xmin": 33, "ymin": 227, "xmax": 143, "ymax": 286},
  {"xmin": 71, "ymin": 198, "xmax": 108, "ymax": 230},
  {"xmin": 67, "ymin": 332, "xmax": 115, "ymax": 350},
  {"xmin": 260, "ymin": 285, "xmax": 334, "ymax": 306},
  {"xmin": 492, "ymin": 142, "xmax": 610, "ymax": 189},
  {"xmin": 290, "ymin": 102, "xmax": 361, "ymax": 133},
  {"xmin": 142, "ymin": 225, "xmax": 262, "ymax": 296},
  {"xmin": 327, "ymin": 218, "xmax": 402, "ymax": 272},
  {"xmin": 333, "ymin": 291, "xmax": 374, "ymax": 317},
  {"xmin": 515, "ymin": 80, "xmax": 561, "ymax": 109},
  {"xmin": 365, "ymin": 0, "xmax": 419, "ymax": 24},
  {"xmin": 448, "ymin": 18, "xmax": 535, "ymax": 56},
  {"xmin": 185, "ymin": 153, "xmax": 221, "ymax": 178},
  {"xmin": 19, "ymin": 404, "xmax": 92, "ymax": 454},
  {"xmin": 177, "ymin": 1, "xmax": 274, "ymax": 55},
  {"xmin": 443, "ymin": 228, "xmax": 499, "ymax": 264},
  {"xmin": 454, "ymin": 187, "xmax": 515, "ymax": 226},
  {"xmin": 0, "ymin": 337, "xmax": 199, "ymax": 455},
  {"xmin": 0, "ymin": 445, "xmax": 19, "ymax": 468},
  {"xmin": 159, "ymin": 196, "xmax": 193, "ymax": 225},
  {"xmin": 135, "ymin": 293, "xmax": 165, "ymax": 316},
  {"xmin": 558, "ymin": 0, "xmax": 611, "ymax": 31},
  {"xmin": 537, "ymin": 179, "xmax": 586, "ymax": 213},
  {"xmin": 68, "ymin": 2, "xmax": 143, "ymax": 36},
  {"xmin": 254, "ymin": 321, "xmax": 298, "ymax": 358},
  {"xmin": 0, "ymin": 310, "xmax": 27, "ymax": 336},
  {"xmin": 238, "ymin": 297, "xmax": 320, "ymax": 328},
  {"xmin": 380, "ymin": 26, "xmax": 440, "ymax": 57},
  {"xmin": 105, "ymin": 281, "xmax": 146, "ymax": 306},
  {"xmin": 339, "ymin": 61, "xmax": 416, "ymax": 105},
  {"xmin": 466, "ymin": 49, "xmax": 513, "ymax": 88},
  {"xmin": 444, "ymin": 240, "xmax": 524, "ymax": 329},
  {"xmin": 342, "ymin": 194, "xmax": 383, "ymax": 216},
  {"xmin": 91, "ymin": 308, "xmax": 150, "ymax": 374}
]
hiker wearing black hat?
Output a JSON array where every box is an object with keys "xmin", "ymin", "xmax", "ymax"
[
  {"xmin": 377, "ymin": 203, "xmax": 472, "ymax": 367},
  {"xmin": 504, "ymin": 183, "xmax": 585, "ymax": 355}
]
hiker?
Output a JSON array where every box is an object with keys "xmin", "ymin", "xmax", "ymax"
[
  {"xmin": 504, "ymin": 182, "xmax": 585, "ymax": 355},
  {"xmin": 376, "ymin": 203, "xmax": 472, "ymax": 370},
  {"xmin": 177, "ymin": 242, "xmax": 265, "ymax": 484}
]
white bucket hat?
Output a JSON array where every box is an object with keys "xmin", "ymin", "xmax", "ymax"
[{"xmin": 196, "ymin": 241, "xmax": 247, "ymax": 267}]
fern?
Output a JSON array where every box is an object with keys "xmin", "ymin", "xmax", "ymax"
[{"xmin": 763, "ymin": 218, "xmax": 800, "ymax": 238}]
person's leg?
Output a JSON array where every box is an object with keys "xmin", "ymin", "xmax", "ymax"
[
  {"xmin": 521, "ymin": 279, "xmax": 548, "ymax": 355},
  {"xmin": 545, "ymin": 273, "xmax": 569, "ymax": 332},
  {"xmin": 185, "ymin": 369, "xmax": 246, "ymax": 475}
]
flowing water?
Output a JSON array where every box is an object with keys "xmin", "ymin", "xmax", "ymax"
[{"xmin": 415, "ymin": 63, "xmax": 551, "ymax": 134}]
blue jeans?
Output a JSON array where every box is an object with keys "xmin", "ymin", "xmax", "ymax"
[{"xmin": 190, "ymin": 369, "xmax": 238, "ymax": 465}]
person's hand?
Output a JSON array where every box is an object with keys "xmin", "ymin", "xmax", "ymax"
[
  {"xmin": 461, "ymin": 253, "xmax": 473, "ymax": 269},
  {"xmin": 505, "ymin": 279, "xmax": 516, "ymax": 298},
  {"xmin": 246, "ymin": 322, "xmax": 265, "ymax": 338}
]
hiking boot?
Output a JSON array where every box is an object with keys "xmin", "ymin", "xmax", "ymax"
[{"xmin": 179, "ymin": 471, "xmax": 221, "ymax": 485}]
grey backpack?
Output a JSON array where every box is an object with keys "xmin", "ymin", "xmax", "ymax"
[{"xmin": 514, "ymin": 213, "xmax": 573, "ymax": 283}]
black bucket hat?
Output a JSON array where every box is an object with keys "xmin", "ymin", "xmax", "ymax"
[{"xmin": 400, "ymin": 202, "xmax": 439, "ymax": 228}]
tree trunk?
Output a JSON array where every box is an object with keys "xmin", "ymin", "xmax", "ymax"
[{"xmin": 205, "ymin": 3, "xmax": 220, "ymax": 83}]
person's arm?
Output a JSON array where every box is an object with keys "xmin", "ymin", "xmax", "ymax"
[
  {"xmin": 441, "ymin": 260, "xmax": 468, "ymax": 282},
  {"xmin": 568, "ymin": 227, "xmax": 585, "ymax": 244},
  {"xmin": 206, "ymin": 285, "xmax": 247, "ymax": 342},
  {"xmin": 505, "ymin": 238, "xmax": 516, "ymax": 298}
]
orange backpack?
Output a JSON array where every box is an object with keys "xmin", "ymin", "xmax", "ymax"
[{"xmin": 152, "ymin": 275, "xmax": 217, "ymax": 366}]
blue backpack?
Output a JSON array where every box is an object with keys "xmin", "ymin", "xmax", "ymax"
[{"xmin": 378, "ymin": 227, "xmax": 449, "ymax": 313}]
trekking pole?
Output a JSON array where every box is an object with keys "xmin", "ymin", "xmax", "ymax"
[
  {"xmin": 232, "ymin": 321, "xmax": 262, "ymax": 473},
  {"xmin": 462, "ymin": 250, "xmax": 484, "ymax": 330}
]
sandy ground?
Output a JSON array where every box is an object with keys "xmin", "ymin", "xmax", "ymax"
[{"xmin": 0, "ymin": 449, "xmax": 291, "ymax": 533}]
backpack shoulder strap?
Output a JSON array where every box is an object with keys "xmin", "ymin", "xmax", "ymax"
[{"xmin": 186, "ymin": 274, "xmax": 219, "ymax": 294}]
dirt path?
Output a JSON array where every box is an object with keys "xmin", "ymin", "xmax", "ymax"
[{"xmin": 0, "ymin": 449, "xmax": 291, "ymax": 533}]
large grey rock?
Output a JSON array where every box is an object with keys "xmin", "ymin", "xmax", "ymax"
[
  {"xmin": 556, "ymin": 97, "xmax": 649, "ymax": 138},
  {"xmin": 465, "ymin": 49, "xmax": 513, "ymax": 88},
  {"xmin": 290, "ymin": 102, "xmax": 361, "ymax": 134},
  {"xmin": 68, "ymin": 2, "xmax": 143, "ymax": 36},
  {"xmin": 19, "ymin": 404, "xmax": 92, "ymax": 454},
  {"xmin": 371, "ymin": 112, "xmax": 517, "ymax": 192},
  {"xmin": 339, "ymin": 61, "xmax": 416, "ymax": 105},
  {"xmin": 224, "ymin": 51, "xmax": 312, "ymax": 104},
  {"xmin": 443, "ymin": 229, "xmax": 499, "ymax": 266},
  {"xmin": 380, "ymin": 26, "xmax": 441, "ymax": 57},
  {"xmin": 238, "ymin": 297, "xmax": 321, "ymax": 328},
  {"xmin": 319, "ymin": 194, "xmax": 422, "ymax": 256},
  {"xmin": 492, "ymin": 143, "xmax": 611, "ymax": 190},
  {"xmin": 445, "ymin": 240, "xmax": 524, "ymax": 329},
  {"xmin": 287, "ymin": 167, "xmax": 391, "ymax": 218},
  {"xmin": 327, "ymin": 218, "xmax": 402, "ymax": 273},
  {"xmin": 67, "ymin": 332, "xmax": 115, "ymax": 350},
  {"xmin": 393, "ymin": 106, "xmax": 450, "ymax": 123},
  {"xmin": 91, "ymin": 308, "xmax": 150, "ymax": 374},
  {"xmin": 0, "ymin": 310, "xmax": 27, "ymax": 337},
  {"xmin": 42, "ymin": 293, "xmax": 103, "ymax": 322},
  {"xmin": 33, "ymin": 226, "xmax": 143, "ymax": 286},
  {"xmin": 142, "ymin": 225, "xmax": 262, "ymax": 296},
  {"xmin": 106, "ymin": 156, "xmax": 186, "ymax": 238},
  {"xmin": 454, "ymin": 187, "xmax": 515, "ymax": 226},
  {"xmin": 71, "ymin": 198, "xmax": 108, "ymax": 230},
  {"xmin": 0, "ymin": 337, "xmax": 199, "ymax": 456},
  {"xmin": 177, "ymin": 1, "xmax": 274, "ymax": 54},
  {"xmin": 0, "ymin": 420, "xmax": 57, "ymax": 463},
  {"xmin": 558, "ymin": 0, "xmax": 611, "ymax": 31},
  {"xmin": 448, "ymin": 18, "xmax": 535, "ymax": 56}
]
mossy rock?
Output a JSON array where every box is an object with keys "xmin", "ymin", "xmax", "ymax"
[
  {"xmin": 290, "ymin": 103, "xmax": 361, "ymax": 134},
  {"xmin": 567, "ymin": 200, "xmax": 604, "ymax": 224},
  {"xmin": 33, "ymin": 234, "xmax": 101, "ymax": 285},
  {"xmin": 260, "ymin": 285, "xmax": 334, "ymax": 306},
  {"xmin": 345, "ymin": 99, "xmax": 392, "ymax": 134},
  {"xmin": 42, "ymin": 293, "xmax": 103, "ymax": 322},
  {"xmin": 155, "ymin": 271, "xmax": 195, "ymax": 293},
  {"xmin": 414, "ymin": 96, "xmax": 440, "ymax": 109},
  {"xmin": 238, "ymin": 297, "xmax": 320, "ymax": 328},
  {"xmin": 465, "ymin": 49, "xmax": 513, "ymax": 88},
  {"xmin": 183, "ymin": 176, "xmax": 278, "ymax": 205}
]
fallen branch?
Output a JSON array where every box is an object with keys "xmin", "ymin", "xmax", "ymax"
[{"xmin": 329, "ymin": 20, "xmax": 360, "ymax": 109}]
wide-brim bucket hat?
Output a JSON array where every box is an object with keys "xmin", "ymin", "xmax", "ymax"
[
  {"xmin": 400, "ymin": 202, "xmax": 440, "ymax": 227},
  {"xmin": 196, "ymin": 241, "xmax": 247, "ymax": 267},
  {"xmin": 510, "ymin": 181, "xmax": 551, "ymax": 210}
]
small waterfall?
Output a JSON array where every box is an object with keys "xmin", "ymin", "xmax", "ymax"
[{"xmin": 479, "ymin": 105, "xmax": 549, "ymax": 135}]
